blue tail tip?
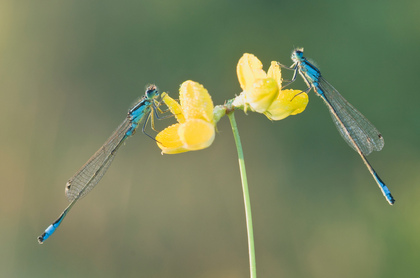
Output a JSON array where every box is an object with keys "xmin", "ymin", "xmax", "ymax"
[
  {"xmin": 387, "ymin": 195, "xmax": 395, "ymax": 205},
  {"xmin": 37, "ymin": 234, "xmax": 46, "ymax": 244}
]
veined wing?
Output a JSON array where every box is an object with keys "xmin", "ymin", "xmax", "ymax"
[
  {"xmin": 65, "ymin": 118, "xmax": 132, "ymax": 202},
  {"xmin": 317, "ymin": 77, "xmax": 384, "ymax": 156}
]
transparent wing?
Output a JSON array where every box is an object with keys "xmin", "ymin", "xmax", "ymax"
[
  {"xmin": 65, "ymin": 118, "xmax": 131, "ymax": 202},
  {"xmin": 316, "ymin": 77, "xmax": 384, "ymax": 155}
]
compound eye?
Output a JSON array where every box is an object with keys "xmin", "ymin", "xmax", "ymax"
[{"xmin": 145, "ymin": 84, "xmax": 159, "ymax": 98}]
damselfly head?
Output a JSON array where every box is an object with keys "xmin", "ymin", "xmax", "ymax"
[
  {"xmin": 291, "ymin": 48, "xmax": 304, "ymax": 63},
  {"xmin": 145, "ymin": 84, "xmax": 159, "ymax": 99}
]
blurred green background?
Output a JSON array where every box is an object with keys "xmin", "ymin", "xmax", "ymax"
[{"xmin": 1, "ymin": 0, "xmax": 419, "ymax": 277}]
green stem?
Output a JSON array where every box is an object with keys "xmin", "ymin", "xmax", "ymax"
[{"xmin": 227, "ymin": 111, "xmax": 257, "ymax": 278}]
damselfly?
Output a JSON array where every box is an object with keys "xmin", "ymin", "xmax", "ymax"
[
  {"xmin": 38, "ymin": 85, "xmax": 161, "ymax": 244},
  {"xmin": 281, "ymin": 49, "xmax": 394, "ymax": 205}
]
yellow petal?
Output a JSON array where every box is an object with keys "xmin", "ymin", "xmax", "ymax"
[
  {"xmin": 179, "ymin": 80, "xmax": 214, "ymax": 123},
  {"xmin": 156, "ymin": 123, "xmax": 189, "ymax": 154},
  {"xmin": 237, "ymin": 53, "xmax": 267, "ymax": 91},
  {"xmin": 267, "ymin": 61, "xmax": 282, "ymax": 89},
  {"xmin": 265, "ymin": 89, "xmax": 309, "ymax": 120},
  {"xmin": 245, "ymin": 78, "xmax": 279, "ymax": 113},
  {"xmin": 178, "ymin": 119, "xmax": 215, "ymax": 151},
  {"xmin": 162, "ymin": 92, "xmax": 185, "ymax": 123}
]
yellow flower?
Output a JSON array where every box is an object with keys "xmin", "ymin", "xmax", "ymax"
[
  {"xmin": 156, "ymin": 81, "xmax": 215, "ymax": 154},
  {"xmin": 235, "ymin": 53, "xmax": 279, "ymax": 113},
  {"xmin": 265, "ymin": 89, "xmax": 309, "ymax": 120},
  {"xmin": 233, "ymin": 53, "xmax": 308, "ymax": 120}
]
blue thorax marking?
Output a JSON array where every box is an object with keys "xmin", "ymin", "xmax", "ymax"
[
  {"xmin": 296, "ymin": 56, "xmax": 321, "ymax": 83},
  {"xmin": 126, "ymin": 98, "xmax": 152, "ymax": 136},
  {"xmin": 294, "ymin": 52, "xmax": 323, "ymax": 95},
  {"xmin": 300, "ymin": 60, "xmax": 321, "ymax": 82}
]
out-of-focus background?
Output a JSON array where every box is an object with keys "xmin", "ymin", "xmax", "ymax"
[{"xmin": 1, "ymin": 0, "xmax": 419, "ymax": 277}]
